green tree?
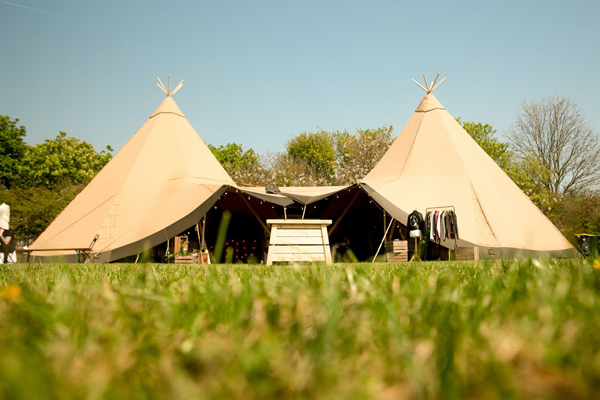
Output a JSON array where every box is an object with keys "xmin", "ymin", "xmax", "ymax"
[
  {"xmin": 265, "ymin": 127, "xmax": 394, "ymax": 186},
  {"xmin": 0, "ymin": 184, "xmax": 86, "ymax": 243},
  {"xmin": 0, "ymin": 115, "xmax": 27, "ymax": 189},
  {"xmin": 16, "ymin": 131, "xmax": 112, "ymax": 188},
  {"xmin": 549, "ymin": 193, "xmax": 600, "ymax": 239},
  {"xmin": 334, "ymin": 126, "xmax": 394, "ymax": 185},
  {"xmin": 265, "ymin": 152, "xmax": 330, "ymax": 187},
  {"xmin": 285, "ymin": 130, "xmax": 337, "ymax": 184},
  {"xmin": 208, "ymin": 142, "xmax": 265, "ymax": 186}
]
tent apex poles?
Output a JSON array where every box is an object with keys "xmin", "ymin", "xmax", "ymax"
[
  {"xmin": 412, "ymin": 79, "xmax": 428, "ymax": 93},
  {"xmin": 156, "ymin": 77, "xmax": 168, "ymax": 95},
  {"xmin": 432, "ymin": 77, "xmax": 446, "ymax": 92},
  {"xmin": 412, "ymin": 73, "xmax": 446, "ymax": 94},
  {"xmin": 430, "ymin": 73, "xmax": 440, "ymax": 91},
  {"xmin": 156, "ymin": 75, "xmax": 184, "ymax": 97}
]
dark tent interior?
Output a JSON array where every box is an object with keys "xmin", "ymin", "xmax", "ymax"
[{"xmin": 149, "ymin": 185, "xmax": 411, "ymax": 263}]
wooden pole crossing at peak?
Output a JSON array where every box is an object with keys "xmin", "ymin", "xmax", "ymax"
[
  {"xmin": 412, "ymin": 72, "xmax": 446, "ymax": 94},
  {"xmin": 156, "ymin": 74, "xmax": 184, "ymax": 97}
]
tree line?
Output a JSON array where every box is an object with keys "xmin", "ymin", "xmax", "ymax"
[
  {"xmin": 2, "ymin": 94, "xmax": 599, "ymax": 246},
  {"xmin": 208, "ymin": 125, "xmax": 395, "ymax": 187}
]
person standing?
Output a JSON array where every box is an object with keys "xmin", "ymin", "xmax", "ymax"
[{"xmin": 0, "ymin": 227, "xmax": 15, "ymax": 263}]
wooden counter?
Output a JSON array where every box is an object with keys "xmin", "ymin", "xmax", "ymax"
[{"xmin": 266, "ymin": 219, "xmax": 332, "ymax": 265}]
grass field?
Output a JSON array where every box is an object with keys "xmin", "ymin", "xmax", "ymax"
[{"xmin": 1, "ymin": 259, "xmax": 600, "ymax": 399}]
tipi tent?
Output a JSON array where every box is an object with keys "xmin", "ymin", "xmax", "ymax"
[
  {"xmin": 29, "ymin": 77, "xmax": 235, "ymax": 262},
  {"xmin": 361, "ymin": 76, "xmax": 577, "ymax": 259}
]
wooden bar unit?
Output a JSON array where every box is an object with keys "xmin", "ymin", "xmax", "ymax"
[{"xmin": 266, "ymin": 219, "xmax": 332, "ymax": 265}]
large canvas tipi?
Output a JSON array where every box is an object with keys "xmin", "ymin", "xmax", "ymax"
[
  {"xmin": 29, "ymin": 77, "xmax": 235, "ymax": 262},
  {"xmin": 361, "ymin": 76, "xmax": 576, "ymax": 258}
]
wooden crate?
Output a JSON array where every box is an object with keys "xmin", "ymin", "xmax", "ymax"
[
  {"xmin": 455, "ymin": 247, "xmax": 479, "ymax": 261},
  {"xmin": 387, "ymin": 252, "xmax": 408, "ymax": 263},
  {"xmin": 174, "ymin": 255, "xmax": 194, "ymax": 264},
  {"xmin": 385, "ymin": 240, "xmax": 408, "ymax": 253},
  {"xmin": 266, "ymin": 219, "xmax": 332, "ymax": 265},
  {"xmin": 386, "ymin": 240, "xmax": 408, "ymax": 262}
]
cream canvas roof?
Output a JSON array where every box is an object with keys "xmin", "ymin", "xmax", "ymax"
[
  {"xmin": 361, "ymin": 91, "xmax": 576, "ymax": 257},
  {"xmin": 29, "ymin": 95, "xmax": 234, "ymax": 262},
  {"xmin": 238, "ymin": 186, "xmax": 350, "ymax": 206}
]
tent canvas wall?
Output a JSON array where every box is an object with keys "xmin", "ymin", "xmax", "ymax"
[
  {"xmin": 29, "ymin": 90, "xmax": 235, "ymax": 262},
  {"xmin": 360, "ymin": 88, "xmax": 576, "ymax": 258}
]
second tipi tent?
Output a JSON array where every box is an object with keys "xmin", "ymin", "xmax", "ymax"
[{"xmin": 360, "ymin": 78, "xmax": 576, "ymax": 259}]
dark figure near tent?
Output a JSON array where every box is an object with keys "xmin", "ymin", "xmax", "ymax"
[{"xmin": 0, "ymin": 227, "xmax": 15, "ymax": 263}]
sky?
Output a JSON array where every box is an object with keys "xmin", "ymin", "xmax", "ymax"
[{"xmin": 1, "ymin": 0, "xmax": 599, "ymax": 156}]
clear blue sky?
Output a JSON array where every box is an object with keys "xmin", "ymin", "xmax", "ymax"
[{"xmin": 1, "ymin": 0, "xmax": 599, "ymax": 155}]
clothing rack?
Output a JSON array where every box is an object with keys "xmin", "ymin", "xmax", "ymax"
[{"xmin": 425, "ymin": 205, "xmax": 458, "ymax": 253}]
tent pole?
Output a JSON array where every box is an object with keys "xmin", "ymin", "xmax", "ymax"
[
  {"xmin": 373, "ymin": 217, "xmax": 394, "ymax": 263},
  {"xmin": 202, "ymin": 214, "xmax": 211, "ymax": 264},
  {"xmin": 202, "ymin": 215, "xmax": 207, "ymax": 251},
  {"xmin": 387, "ymin": 219, "xmax": 396, "ymax": 240},
  {"xmin": 240, "ymin": 195, "xmax": 270, "ymax": 234},
  {"xmin": 196, "ymin": 222, "xmax": 202, "ymax": 249},
  {"xmin": 196, "ymin": 221, "xmax": 203, "ymax": 264},
  {"xmin": 328, "ymin": 191, "xmax": 360, "ymax": 237}
]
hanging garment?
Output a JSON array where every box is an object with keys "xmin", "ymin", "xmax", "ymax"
[
  {"xmin": 447, "ymin": 211, "xmax": 459, "ymax": 240},
  {"xmin": 407, "ymin": 210, "xmax": 424, "ymax": 232},
  {"xmin": 439, "ymin": 211, "xmax": 447, "ymax": 242},
  {"xmin": 429, "ymin": 211, "xmax": 435, "ymax": 241},
  {"xmin": 435, "ymin": 211, "xmax": 442, "ymax": 244}
]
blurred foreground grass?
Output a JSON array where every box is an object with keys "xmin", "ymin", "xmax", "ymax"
[{"xmin": 1, "ymin": 259, "xmax": 600, "ymax": 399}]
